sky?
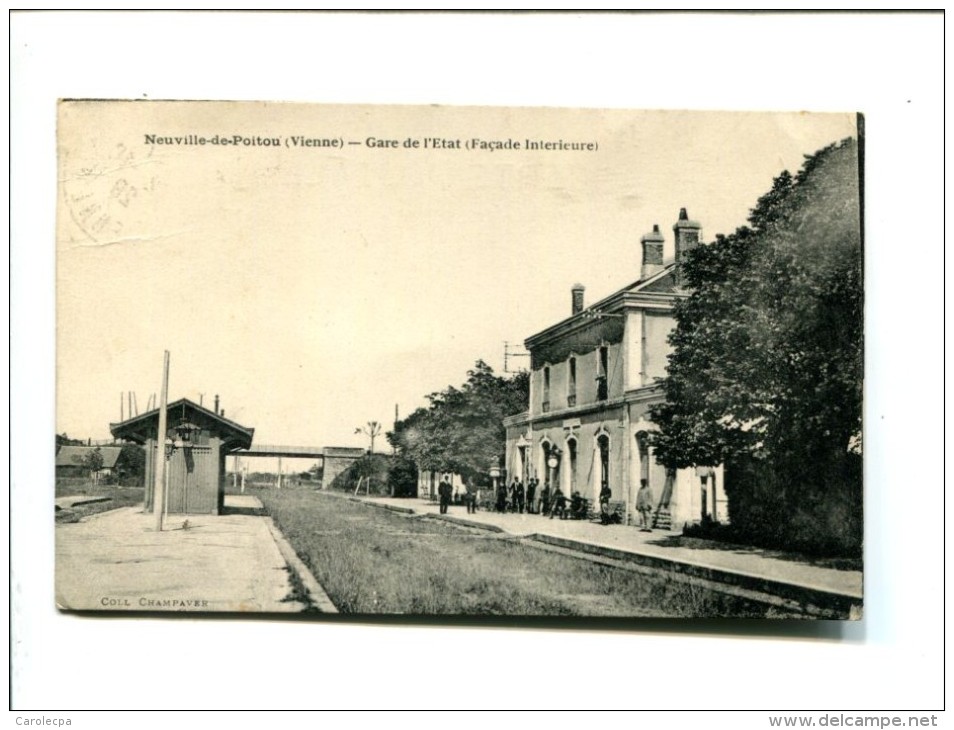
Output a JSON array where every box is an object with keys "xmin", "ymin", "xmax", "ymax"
[{"xmin": 56, "ymin": 102, "xmax": 857, "ymax": 449}]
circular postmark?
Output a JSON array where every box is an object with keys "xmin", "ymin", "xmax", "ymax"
[{"xmin": 61, "ymin": 140, "xmax": 157, "ymax": 246}]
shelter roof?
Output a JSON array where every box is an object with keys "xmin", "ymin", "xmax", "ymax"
[{"xmin": 110, "ymin": 398, "xmax": 254, "ymax": 452}]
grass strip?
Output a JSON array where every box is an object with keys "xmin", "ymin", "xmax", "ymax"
[{"xmin": 258, "ymin": 488, "xmax": 800, "ymax": 617}]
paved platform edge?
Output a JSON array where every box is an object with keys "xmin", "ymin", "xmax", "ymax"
[
  {"xmin": 83, "ymin": 504, "xmax": 143, "ymax": 520},
  {"xmin": 528, "ymin": 533, "xmax": 862, "ymax": 617},
  {"xmin": 348, "ymin": 495, "xmax": 508, "ymax": 533},
  {"xmin": 263, "ymin": 517, "xmax": 338, "ymax": 614},
  {"xmin": 342, "ymin": 494, "xmax": 416, "ymax": 515},
  {"xmin": 423, "ymin": 513, "xmax": 507, "ymax": 533},
  {"xmin": 317, "ymin": 492, "xmax": 862, "ymax": 618}
]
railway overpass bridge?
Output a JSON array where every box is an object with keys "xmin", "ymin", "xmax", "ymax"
[{"xmin": 233, "ymin": 444, "xmax": 367, "ymax": 488}]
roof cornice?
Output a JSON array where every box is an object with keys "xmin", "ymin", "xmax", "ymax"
[
  {"xmin": 518, "ymin": 382, "xmax": 666, "ymax": 425},
  {"xmin": 525, "ymin": 279, "xmax": 686, "ymax": 350},
  {"xmin": 110, "ymin": 397, "xmax": 255, "ymax": 448}
]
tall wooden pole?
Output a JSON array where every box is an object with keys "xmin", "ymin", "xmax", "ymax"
[{"xmin": 154, "ymin": 351, "xmax": 170, "ymax": 532}]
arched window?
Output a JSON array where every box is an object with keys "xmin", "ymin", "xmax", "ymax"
[
  {"xmin": 636, "ymin": 431, "xmax": 650, "ymax": 484},
  {"xmin": 597, "ymin": 434, "xmax": 610, "ymax": 490},
  {"xmin": 543, "ymin": 366, "xmax": 551, "ymax": 412},
  {"xmin": 567, "ymin": 357, "xmax": 577, "ymax": 407},
  {"xmin": 597, "ymin": 347, "xmax": 608, "ymax": 401},
  {"xmin": 566, "ymin": 437, "xmax": 578, "ymax": 492},
  {"xmin": 540, "ymin": 440, "xmax": 553, "ymax": 486}
]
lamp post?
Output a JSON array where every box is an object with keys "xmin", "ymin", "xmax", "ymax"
[
  {"xmin": 153, "ymin": 351, "xmax": 170, "ymax": 532},
  {"xmin": 547, "ymin": 451, "xmax": 560, "ymax": 492}
]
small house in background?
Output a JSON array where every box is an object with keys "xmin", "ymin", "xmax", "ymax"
[
  {"xmin": 110, "ymin": 398, "xmax": 254, "ymax": 515},
  {"xmin": 55, "ymin": 445, "xmax": 124, "ymax": 481}
]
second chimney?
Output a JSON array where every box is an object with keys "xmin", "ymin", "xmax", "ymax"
[
  {"xmin": 214, "ymin": 394, "xmax": 220, "ymax": 415},
  {"xmin": 673, "ymin": 207, "xmax": 702, "ymax": 266},
  {"xmin": 640, "ymin": 224, "xmax": 665, "ymax": 280},
  {"xmin": 571, "ymin": 283, "xmax": 585, "ymax": 315}
]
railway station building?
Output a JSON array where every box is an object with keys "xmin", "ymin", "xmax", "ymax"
[{"xmin": 503, "ymin": 209, "xmax": 726, "ymax": 530}]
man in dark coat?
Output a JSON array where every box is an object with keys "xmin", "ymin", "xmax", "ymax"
[
  {"xmin": 465, "ymin": 478, "xmax": 478, "ymax": 514},
  {"xmin": 526, "ymin": 478, "xmax": 537, "ymax": 514},
  {"xmin": 496, "ymin": 480, "xmax": 508, "ymax": 513},
  {"xmin": 550, "ymin": 486, "xmax": 567, "ymax": 519},
  {"xmin": 438, "ymin": 475, "xmax": 452, "ymax": 514},
  {"xmin": 569, "ymin": 490, "xmax": 586, "ymax": 520},
  {"xmin": 540, "ymin": 482, "xmax": 551, "ymax": 516}
]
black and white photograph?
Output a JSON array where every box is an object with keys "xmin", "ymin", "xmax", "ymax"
[
  {"xmin": 55, "ymin": 101, "xmax": 862, "ymax": 620},
  {"xmin": 12, "ymin": 10, "xmax": 944, "ymax": 717}
]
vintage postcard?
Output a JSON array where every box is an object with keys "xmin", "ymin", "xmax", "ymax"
[{"xmin": 56, "ymin": 101, "xmax": 862, "ymax": 618}]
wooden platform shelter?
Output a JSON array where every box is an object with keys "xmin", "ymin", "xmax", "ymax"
[{"xmin": 111, "ymin": 398, "xmax": 254, "ymax": 515}]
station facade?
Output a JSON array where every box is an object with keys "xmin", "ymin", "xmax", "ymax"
[{"xmin": 504, "ymin": 209, "xmax": 726, "ymax": 530}]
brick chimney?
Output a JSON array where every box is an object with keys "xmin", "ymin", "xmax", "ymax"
[
  {"xmin": 640, "ymin": 224, "xmax": 665, "ymax": 279},
  {"xmin": 571, "ymin": 283, "xmax": 585, "ymax": 315},
  {"xmin": 214, "ymin": 394, "xmax": 220, "ymax": 415},
  {"xmin": 673, "ymin": 207, "xmax": 702, "ymax": 266}
]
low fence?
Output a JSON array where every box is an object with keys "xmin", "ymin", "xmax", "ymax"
[{"xmin": 56, "ymin": 475, "xmax": 143, "ymax": 490}]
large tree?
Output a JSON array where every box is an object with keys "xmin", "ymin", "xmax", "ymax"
[
  {"xmin": 81, "ymin": 447, "xmax": 104, "ymax": 482},
  {"xmin": 388, "ymin": 360, "xmax": 529, "ymax": 484},
  {"xmin": 650, "ymin": 138, "xmax": 862, "ymax": 554}
]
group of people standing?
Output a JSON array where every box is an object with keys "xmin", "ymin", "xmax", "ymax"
[
  {"xmin": 438, "ymin": 475, "xmax": 480, "ymax": 515},
  {"xmin": 493, "ymin": 477, "xmax": 621, "ymax": 524},
  {"xmin": 495, "ymin": 477, "xmax": 540, "ymax": 514},
  {"xmin": 437, "ymin": 473, "xmax": 656, "ymax": 530}
]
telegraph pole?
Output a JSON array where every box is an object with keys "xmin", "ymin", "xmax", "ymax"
[
  {"xmin": 504, "ymin": 341, "xmax": 530, "ymax": 373},
  {"xmin": 154, "ymin": 351, "xmax": 170, "ymax": 532}
]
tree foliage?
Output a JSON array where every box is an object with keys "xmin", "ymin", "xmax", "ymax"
[
  {"xmin": 387, "ymin": 360, "xmax": 529, "ymax": 484},
  {"xmin": 650, "ymin": 139, "xmax": 863, "ymax": 554},
  {"xmin": 117, "ymin": 444, "xmax": 146, "ymax": 486},
  {"xmin": 81, "ymin": 447, "xmax": 104, "ymax": 479},
  {"xmin": 387, "ymin": 455, "xmax": 419, "ymax": 497}
]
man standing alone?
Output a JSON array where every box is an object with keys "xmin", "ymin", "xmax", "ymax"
[
  {"xmin": 465, "ymin": 478, "xmax": 478, "ymax": 514},
  {"xmin": 636, "ymin": 479, "xmax": 654, "ymax": 531},
  {"xmin": 439, "ymin": 475, "xmax": 453, "ymax": 514}
]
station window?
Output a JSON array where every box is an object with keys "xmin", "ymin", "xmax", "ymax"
[
  {"xmin": 543, "ymin": 366, "xmax": 551, "ymax": 412},
  {"xmin": 568, "ymin": 357, "xmax": 577, "ymax": 406},
  {"xmin": 597, "ymin": 347, "xmax": 608, "ymax": 401}
]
